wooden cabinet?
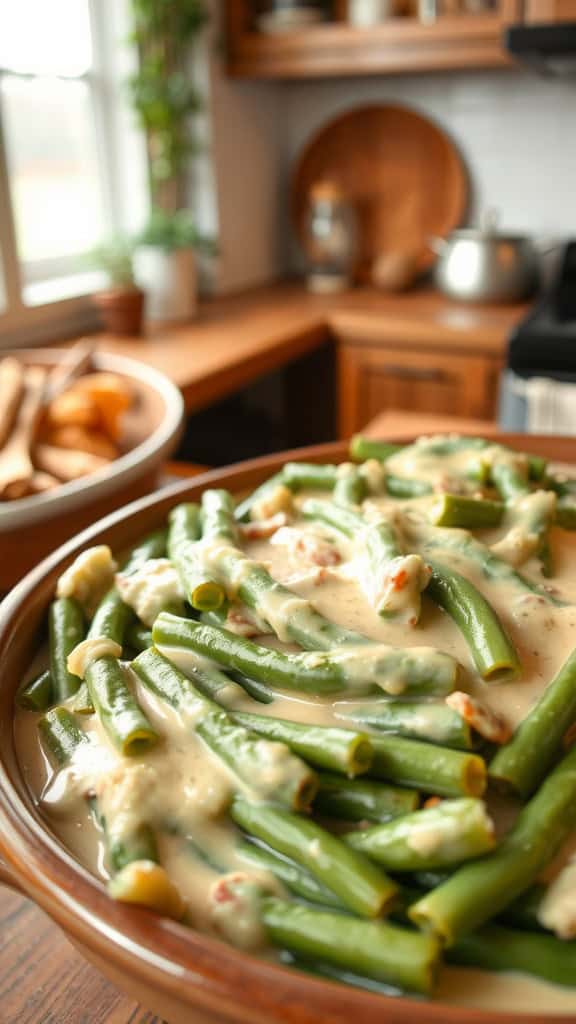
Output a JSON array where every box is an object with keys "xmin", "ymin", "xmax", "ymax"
[
  {"xmin": 336, "ymin": 340, "xmax": 502, "ymax": 437},
  {"xmin": 226, "ymin": 0, "xmax": 520, "ymax": 78},
  {"xmin": 523, "ymin": 0, "xmax": 576, "ymax": 18}
]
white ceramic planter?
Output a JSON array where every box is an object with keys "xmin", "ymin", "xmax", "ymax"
[{"xmin": 135, "ymin": 245, "xmax": 197, "ymax": 322}]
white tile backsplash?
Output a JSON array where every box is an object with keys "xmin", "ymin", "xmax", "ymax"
[{"xmin": 280, "ymin": 69, "xmax": 576, "ymax": 243}]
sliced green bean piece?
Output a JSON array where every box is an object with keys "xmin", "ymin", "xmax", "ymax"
[
  {"xmin": 333, "ymin": 465, "xmax": 366, "ymax": 506},
  {"xmin": 125, "ymin": 622, "xmax": 153, "ymax": 653},
  {"xmin": 231, "ymin": 796, "xmax": 397, "ymax": 918},
  {"xmin": 236, "ymin": 840, "xmax": 344, "ymax": 909},
  {"xmin": 234, "ymin": 472, "xmax": 285, "ymax": 522},
  {"xmin": 72, "ymin": 682, "xmax": 94, "ymax": 715},
  {"xmin": 232, "ymin": 711, "xmax": 373, "ymax": 777},
  {"xmin": 335, "ymin": 698, "xmax": 472, "ymax": 750},
  {"xmin": 261, "ymin": 897, "xmax": 441, "ymax": 996},
  {"xmin": 132, "ymin": 648, "xmax": 316, "ymax": 811},
  {"xmin": 154, "ymin": 612, "xmax": 457, "ymax": 699},
  {"xmin": 370, "ymin": 735, "xmax": 487, "ymax": 797},
  {"xmin": 168, "ymin": 502, "xmax": 225, "ymax": 611},
  {"xmin": 449, "ymin": 923, "xmax": 576, "ymax": 988},
  {"xmin": 38, "ymin": 707, "xmax": 87, "ymax": 767},
  {"xmin": 349, "ymin": 437, "xmax": 403, "ymax": 463},
  {"xmin": 425, "ymin": 560, "xmax": 520, "ymax": 681},
  {"xmin": 409, "ymin": 743, "xmax": 576, "ymax": 943},
  {"xmin": 49, "ymin": 597, "xmax": 84, "ymax": 701},
  {"xmin": 490, "ymin": 646, "xmax": 576, "ymax": 798},
  {"xmin": 85, "ymin": 655, "xmax": 158, "ymax": 756},
  {"xmin": 88, "ymin": 531, "xmax": 167, "ymax": 647},
  {"xmin": 17, "ymin": 669, "xmax": 52, "ymax": 712},
  {"xmin": 346, "ymin": 798, "xmax": 495, "ymax": 871},
  {"xmin": 314, "ymin": 772, "xmax": 419, "ymax": 823},
  {"xmin": 430, "ymin": 494, "xmax": 504, "ymax": 529}
]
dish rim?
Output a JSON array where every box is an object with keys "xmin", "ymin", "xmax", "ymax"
[{"xmin": 1, "ymin": 436, "xmax": 575, "ymax": 1024}]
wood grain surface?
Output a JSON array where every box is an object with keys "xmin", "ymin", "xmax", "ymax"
[
  {"xmin": 77, "ymin": 282, "xmax": 527, "ymax": 416},
  {"xmin": 1, "ymin": 889, "xmax": 164, "ymax": 1024}
]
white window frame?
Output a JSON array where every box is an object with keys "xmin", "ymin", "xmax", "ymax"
[{"xmin": 0, "ymin": 0, "xmax": 148, "ymax": 349}]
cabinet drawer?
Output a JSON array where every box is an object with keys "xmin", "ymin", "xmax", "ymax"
[{"xmin": 337, "ymin": 343, "xmax": 501, "ymax": 438}]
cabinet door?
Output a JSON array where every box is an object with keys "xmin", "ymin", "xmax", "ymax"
[
  {"xmin": 523, "ymin": 0, "xmax": 576, "ymax": 19},
  {"xmin": 337, "ymin": 344, "xmax": 500, "ymax": 438}
]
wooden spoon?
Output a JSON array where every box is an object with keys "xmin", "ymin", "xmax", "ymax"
[
  {"xmin": 0, "ymin": 367, "xmax": 47, "ymax": 499},
  {"xmin": 0, "ymin": 356, "xmax": 25, "ymax": 448},
  {"xmin": 45, "ymin": 338, "xmax": 95, "ymax": 402}
]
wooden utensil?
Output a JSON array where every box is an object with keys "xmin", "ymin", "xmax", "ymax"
[
  {"xmin": 44, "ymin": 338, "xmax": 95, "ymax": 402},
  {"xmin": 0, "ymin": 356, "xmax": 25, "ymax": 448},
  {"xmin": 292, "ymin": 104, "xmax": 468, "ymax": 282},
  {"xmin": 0, "ymin": 367, "xmax": 47, "ymax": 499}
]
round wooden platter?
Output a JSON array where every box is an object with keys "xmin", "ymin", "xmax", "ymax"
[{"xmin": 292, "ymin": 103, "xmax": 468, "ymax": 283}]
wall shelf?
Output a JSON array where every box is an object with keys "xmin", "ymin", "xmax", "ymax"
[{"xmin": 226, "ymin": 3, "xmax": 521, "ymax": 79}]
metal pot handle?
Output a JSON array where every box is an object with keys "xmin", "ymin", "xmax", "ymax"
[{"xmin": 0, "ymin": 849, "xmax": 24, "ymax": 894}]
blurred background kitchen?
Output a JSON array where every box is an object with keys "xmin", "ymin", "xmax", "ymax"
[{"xmin": 1, "ymin": 0, "xmax": 575, "ymax": 476}]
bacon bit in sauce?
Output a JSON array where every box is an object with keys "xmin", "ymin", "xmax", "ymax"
[
  {"xmin": 390, "ymin": 568, "xmax": 408, "ymax": 591},
  {"xmin": 239, "ymin": 512, "xmax": 289, "ymax": 540},
  {"xmin": 446, "ymin": 691, "xmax": 512, "ymax": 745},
  {"xmin": 423, "ymin": 796, "xmax": 443, "ymax": 809},
  {"xmin": 225, "ymin": 608, "xmax": 264, "ymax": 638},
  {"xmin": 271, "ymin": 526, "xmax": 342, "ymax": 568}
]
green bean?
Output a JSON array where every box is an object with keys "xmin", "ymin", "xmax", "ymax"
[
  {"xmin": 154, "ymin": 612, "xmax": 458, "ymax": 699},
  {"xmin": 231, "ymin": 672, "xmax": 276, "ymax": 704},
  {"xmin": 286, "ymin": 957, "xmax": 404, "ymax": 998},
  {"xmin": 282, "ymin": 462, "xmax": 339, "ymax": 491},
  {"xmin": 490, "ymin": 646, "xmax": 576, "ymax": 798},
  {"xmin": 168, "ymin": 502, "xmax": 225, "ymax": 611},
  {"xmin": 369, "ymin": 735, "xmax": 487, "ymax": 797},
  {"xmin": 301, "ymin": 498, "xmax": 361, "ymax": 539},
  {"xmin": 232, "ymin": 711, "xmax": 373, "ymax": 777},
  {"xmin": 38, "ymin": 707, "xmax": 87, "ymax": 767},
  {"xmin": 409, "ymin": 743, "xmax": 576, "ymax": 943},
  {"xmin": 231, "ymin": 796, "xmax": 397, "ymax": 918},
  {"xmin": 132, "ymin": 648, "xmax": 317, "ymax": 811},
  {"xmin": 88, "ymin": 589, "xmax": 134, "ymax": 646},
  {"xmin": 203, "ymin": 490, "xmax": 365, "ymax": 651},
  {"xmin": 261, "ymin": 897, "xmax": 441, "ymax": 996},
  {"xmin": 234, "ymin": 472, "xmax": 285, "ymax": 521},
  {"xmin": 125, "ymin": 622, "xmax": 153, "ymax": 653},
  {"xmin": 403, "ymin": 872, "xmax": 547, "ymax": 933},
  {"xmin": 72, "ymin": 682, "xmax": 94, "ymax": 715},
  {"xmin": 159, "ymin": 644, "xmax": 246, "ymax": 708},
  {"xmin": 386, "ymin": 476, "xmax": 433, "ymax": 499},
  {"xmin": 314, "ymin": 772, "xmax": 419, "ymax": 823},
  {"xmin": 85, "ymin": 655, "xmax": 158, "ymax": 756},
  {"xmin": 349, "ymin": 436, "xmax": 403, "ymax": 463},
  {"xmin": 429, "ymin": 494, "xmax": 504, "ymax": 529},
  {"xmin": 39, "ymin": 690, "xmax": 159, "ymax": 880},
  {"xmin": 490, "ymin": 458, "xmax": 530, "ymax": 502},
  {"xmin": 88, "ymin": 531, "xmax": 168, "ymax": 647},
  {"xmin": 335, "ymin": 699, "xmax": 472, "ymax": 750},
  {"xmin": 346, "ymin": 798, "xmax": 495, "ymax": 871},
  {"xmin": 49, "ymin": 597, "xmax": 84, "ymax": 701},
  {"xmin": 236, "ymin": 841, "xmax": 344, "ymax": 909},
  {"xmin": 333, "ymin": 465, "xmax": 366, "ymax": 506},
  {"xmin": 425, "ymin": 559, "xmax": 520, "ymax": 681},
  {"xmin": 17, "ymin": 669, "xmax": 52, "ymax": 712},
  {"xmin": 448, "ymin": 923, "xmax": 576, "ymax": 988}
]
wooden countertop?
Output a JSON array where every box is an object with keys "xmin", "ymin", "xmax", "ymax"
[{"xmin": 92, "ymin": 282, "xmax": 527, "ymax": 414}]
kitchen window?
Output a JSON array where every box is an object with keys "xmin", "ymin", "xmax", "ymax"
[{"xmin": 0, "ymin": 0, "xmax": 145, "ymax": 346}]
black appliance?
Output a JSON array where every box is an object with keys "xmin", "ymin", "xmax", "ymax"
[
  {"xmin": 505, "ymin": 23, "xmax": 576, "ymax": 75},
  {"xmin": 500, "ymin": 242, "xmax": 576, "ymax": 429}
]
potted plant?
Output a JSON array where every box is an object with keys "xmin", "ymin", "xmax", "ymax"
[
  {"xmin": 91, "ymin": 238, "xmax": 145, "ymax": 336},
  {"xmin": 127, "ymin": 0, "xmax": 209, "ymax": 323}
]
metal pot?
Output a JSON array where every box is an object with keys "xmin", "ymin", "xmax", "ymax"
[{"xmin": 431, "ymin": 213, "xmax": 540, "ymax": 303}]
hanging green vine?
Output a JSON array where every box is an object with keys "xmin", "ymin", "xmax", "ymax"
[{"xmin": 127, "ymin": 0, "xmax": 208, "ymax": 216}]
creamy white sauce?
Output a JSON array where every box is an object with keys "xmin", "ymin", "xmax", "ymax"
[{"xmin": 14, "ymin": 455, "xmax": 576, "ymax": 1013}]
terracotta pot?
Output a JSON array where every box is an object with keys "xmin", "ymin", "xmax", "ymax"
[
  {"xmin": 93, "ymin": 287, "xmax": 145, "ymax": 336},
  {"xmin": 1, "ymin": 434, "xmax": 576, "ymax": 1024}
]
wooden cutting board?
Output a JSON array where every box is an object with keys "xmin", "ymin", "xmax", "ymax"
[{"xmin": 292, "ymin": 104, "xmax": 468, "ymax": 283}]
